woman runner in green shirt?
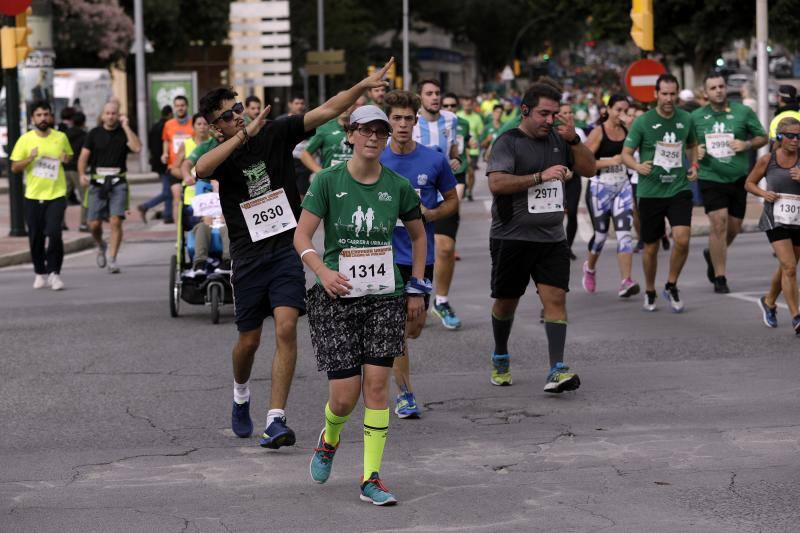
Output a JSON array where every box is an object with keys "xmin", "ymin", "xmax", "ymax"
[{"xmin": 294, "ymin": 105, "xmax": 429, "ymax": 505}]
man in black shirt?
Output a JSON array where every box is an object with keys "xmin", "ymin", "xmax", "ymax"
[
  {"xmin": 195, "ymin": 58, "xmax": 395, "ymax": 450},
  {"xmin": 78, "ymin": 101, "xmax": 142, "ymax": 273},
  {"xmin": 65, "ymin": 111, "xmax": 89, "ymax": 227}
]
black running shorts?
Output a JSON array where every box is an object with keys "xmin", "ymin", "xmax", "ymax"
[
  {"xmin": 637, "ymin": 190, "xmax": 693, "ymax": 244},
  {"xmin": 699, "ymin": 177, "xmax": 747, "ymax": 219},
  {"xmin": 434, "ymin": 212, "xmax": 460, "ymax": 240},
  {"xmin": 490, "ymin": 238, "xmax": 570, "ymax": 298},
  {"xmin": 766, "ymin": 226, "xmax": 800, "ymax": 246}
]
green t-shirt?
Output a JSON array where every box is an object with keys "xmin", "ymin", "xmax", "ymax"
[
  {"xmin": 572, "ymin": 103, "xmax": 589, "ymax": 129},
  {"xmin": 188, "ymin": 137, "xmax": 219, "ymax": 164},
  {"xmin": 624, "ymin": 108, "xmax": 697, "ymax": 198},
  {"xmin": 491, "ymin": 116, "xmax": 522, "ymax": 146},
  {"xmin": 691, "ymin": 103, "xmax": 765, "ymax": 184},
  {"xmin": 458, "ymin": 111, "xmax": 483, "ymax": 156},
  {"xmin": 10, "ymin": 129, "xmax": 73, "ymax": 201},
  {"xmin": 455, "ymin": 117, "xmax": 470, "ymax": 174},
  {"xmin": 301, "ymin": 163, "xmax": 421, "ymax": 296},
  {"xmin": 304, "ymin": 118, "xmax": 352, "ymax": 168},
  {"xmin": 500, "ymin": 108, "xmax": 520, "ymax": 125},
  {"xmin": 481, "ymin": 121, "xmax": 504, "ymax": 145}
]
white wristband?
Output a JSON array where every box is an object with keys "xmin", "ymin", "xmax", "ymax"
[{"xmin": 300, "ymin": 248, "xmax": 318, "ymax": 260}]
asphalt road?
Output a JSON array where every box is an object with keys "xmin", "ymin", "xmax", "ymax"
[{"xmin": 2, "ymin": 175, "xmax": 799, "ymax": 532}]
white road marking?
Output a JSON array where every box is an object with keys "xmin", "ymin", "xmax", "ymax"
[{"xmin": 727, "ymin": 291, "xmax": 789, "ymax": 311}]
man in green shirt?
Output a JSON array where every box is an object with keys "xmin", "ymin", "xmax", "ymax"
[
  {"xmin": 457, "ymin": 95, "xmax": 483, "ymax": 201},
  {"xmin": 299, "ymin": 112, "xmax": 354, "ymax": 172},
  {"xmin": 500, "ymin": 98, "xmax": 520, "ymax": 124},
  {"xmin": 622, "ymin": 74, "xmax": 698, "ymax": 313},
  {"xmin": 692, "ymin": 73, "xmax": 767, "ymax": 294},
  {"xmin": 481, "ymin": 105, "xmax": 505, "ymax": 150}
]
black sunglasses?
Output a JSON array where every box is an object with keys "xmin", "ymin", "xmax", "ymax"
[
  {"xmin": 780, "ymin": 132, "xmax": 800, "ymax": 140},
  {"xmin": 213, "ymin": 102, "xmax": 244, "ymax": 124},
  {"xmin": 442, "ymin": 103, "xmax": 458, "ymax": 108}
]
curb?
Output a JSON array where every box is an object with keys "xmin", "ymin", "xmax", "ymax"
[
  {"xmin": 0, "ymin": 173, "xmax": 160, "ymax": 195},
  {"xmin": 1, "ymin": 223, "xmax": 762, "ymax": 269},
  {"xmin": 0, "ymin": 235, "xmax": 96, "ymax": 268},
  {"xmin": 691, "ymin": 222, "xmax": 760, "ymax": 237}
]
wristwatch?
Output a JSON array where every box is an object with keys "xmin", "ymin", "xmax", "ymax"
[{"xmin": 567, "ymin": 135, "xmax": 581, "ymax": 146}]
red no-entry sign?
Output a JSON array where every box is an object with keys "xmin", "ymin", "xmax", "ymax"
[
  {"xmin": 625, "ymin": 59, "xmax": 667, "ymax": 103},
  {"xmin": 0, "ymin": 0, "xmax": 31, "ymax": 16}
]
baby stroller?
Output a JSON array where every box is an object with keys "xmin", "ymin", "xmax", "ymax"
[{"xmin": 169, "ymin": 181, "xmax": 233, "ymax": 324}]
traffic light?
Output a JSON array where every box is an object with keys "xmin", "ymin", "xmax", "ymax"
[
  {"xmin": 1, "ymin": 26, "xmax": 15, "ymax": 68},
  {"xmin": 0, "ymin": 8, "xmax": 32, "ymax": 68},
  {"xmin": 14, "ymin": 9, "xmax": 32, "ymax": 64},
  {"xmin": 630, "ymin": 0, "xmax": 654, "ymax": 51}
]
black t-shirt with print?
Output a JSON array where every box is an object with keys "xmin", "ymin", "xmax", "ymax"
[
  {"xmin": 215, "ymin": 114, "xmax": 313, "ymax": 259},
  {"xmin": 84, "ymin": 126, "xmax": 130, "ymax": 174}
]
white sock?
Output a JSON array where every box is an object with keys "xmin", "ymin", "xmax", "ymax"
[
  {"xmin": 233, "ymin": 381, "xmax": 250, "ymax": 404},
  {"xmin": 266, "ymin": 408, "xmax": 285, "ymax": 428},
  {"xmin": 435, "ymin": 295, "xmax": 449, "ymax": 306}
]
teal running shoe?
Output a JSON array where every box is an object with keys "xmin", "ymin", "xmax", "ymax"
[
  {"xmin": 309, "ymin": 429, "xmax": 338, "ymax": 484},
  {"xmin": 360, "ymin": 472, "xmax": 398, "ymax": 506}
]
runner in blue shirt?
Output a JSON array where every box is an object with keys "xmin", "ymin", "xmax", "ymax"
[
  {"xmin": 383, "ymin": 90, "xmax": 458, "ymax": 419},
  {"xmin": 413, "ymin": 79, "xmax": 464, "ymax": 330}
]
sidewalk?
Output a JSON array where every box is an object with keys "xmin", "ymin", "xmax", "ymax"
[{"xmin": 0, "ymin": 172, "xmax": 167, "ymax": 268}]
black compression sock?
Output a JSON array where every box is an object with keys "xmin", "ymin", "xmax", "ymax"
[
  {"xmin": 491, "ymin": 312, "xmax": 514, "ymax": 355},
  {"xmin": 544, "ymin": 320, "xmax": 567, "ymax": 368}
]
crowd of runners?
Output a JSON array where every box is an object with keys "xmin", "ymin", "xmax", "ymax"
[{"xmin": 8, "ymin": 54, "xmax": 800, "ymax": 504}]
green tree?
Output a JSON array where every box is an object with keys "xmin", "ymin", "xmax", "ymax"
[
  {"xmin": 53, "ymin": 0, "xmax": 133, "ymax": 68},
  {"xmin": 119, "ymin": 0, "xmax": 232, "ymax": 72}
]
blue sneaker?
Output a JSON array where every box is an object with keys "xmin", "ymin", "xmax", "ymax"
[
  {"xmin": 258, "ymin": 416, "xmax": 296, "ymax": 449},
  {"xmin": 490, "ymin": 354, "xmax": 512, "ymax": 386},
  {"xmin": 394, "ymin": 392, "xmax": 421, "ymax": 419},
  {"xmin": 544, "ymin": 362, "xmax": 581, "ymax": 394},
  {"xmin": 360, "ymin": 472, "xmax": 398, "ymax": 505},
  {"xmin": 662, "ymin": 285, "xmax": 684, "ymax": 313},
  {"xmin": 758, "ymin": 296, "xmax": 778, "ymax": 328},
  {"xmin": 309, "ymin": 429, "xmax": 338, "ymax": 484},
  {"xmin": 431, "ymin": 301, "xmax": 462, "ymax": 330},
  {"xmin": 231, "ymin": 401, "xmax": 253, "ymax": 438}
]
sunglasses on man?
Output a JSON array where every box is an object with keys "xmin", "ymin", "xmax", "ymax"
[{"xmin": 213, "ymin": 102, "xmax": 244, "ymax": 125}]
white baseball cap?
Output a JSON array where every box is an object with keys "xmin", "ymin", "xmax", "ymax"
[{"xmin": 349, "ymin": 105, "xmax": 390, "ymax": 128}]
